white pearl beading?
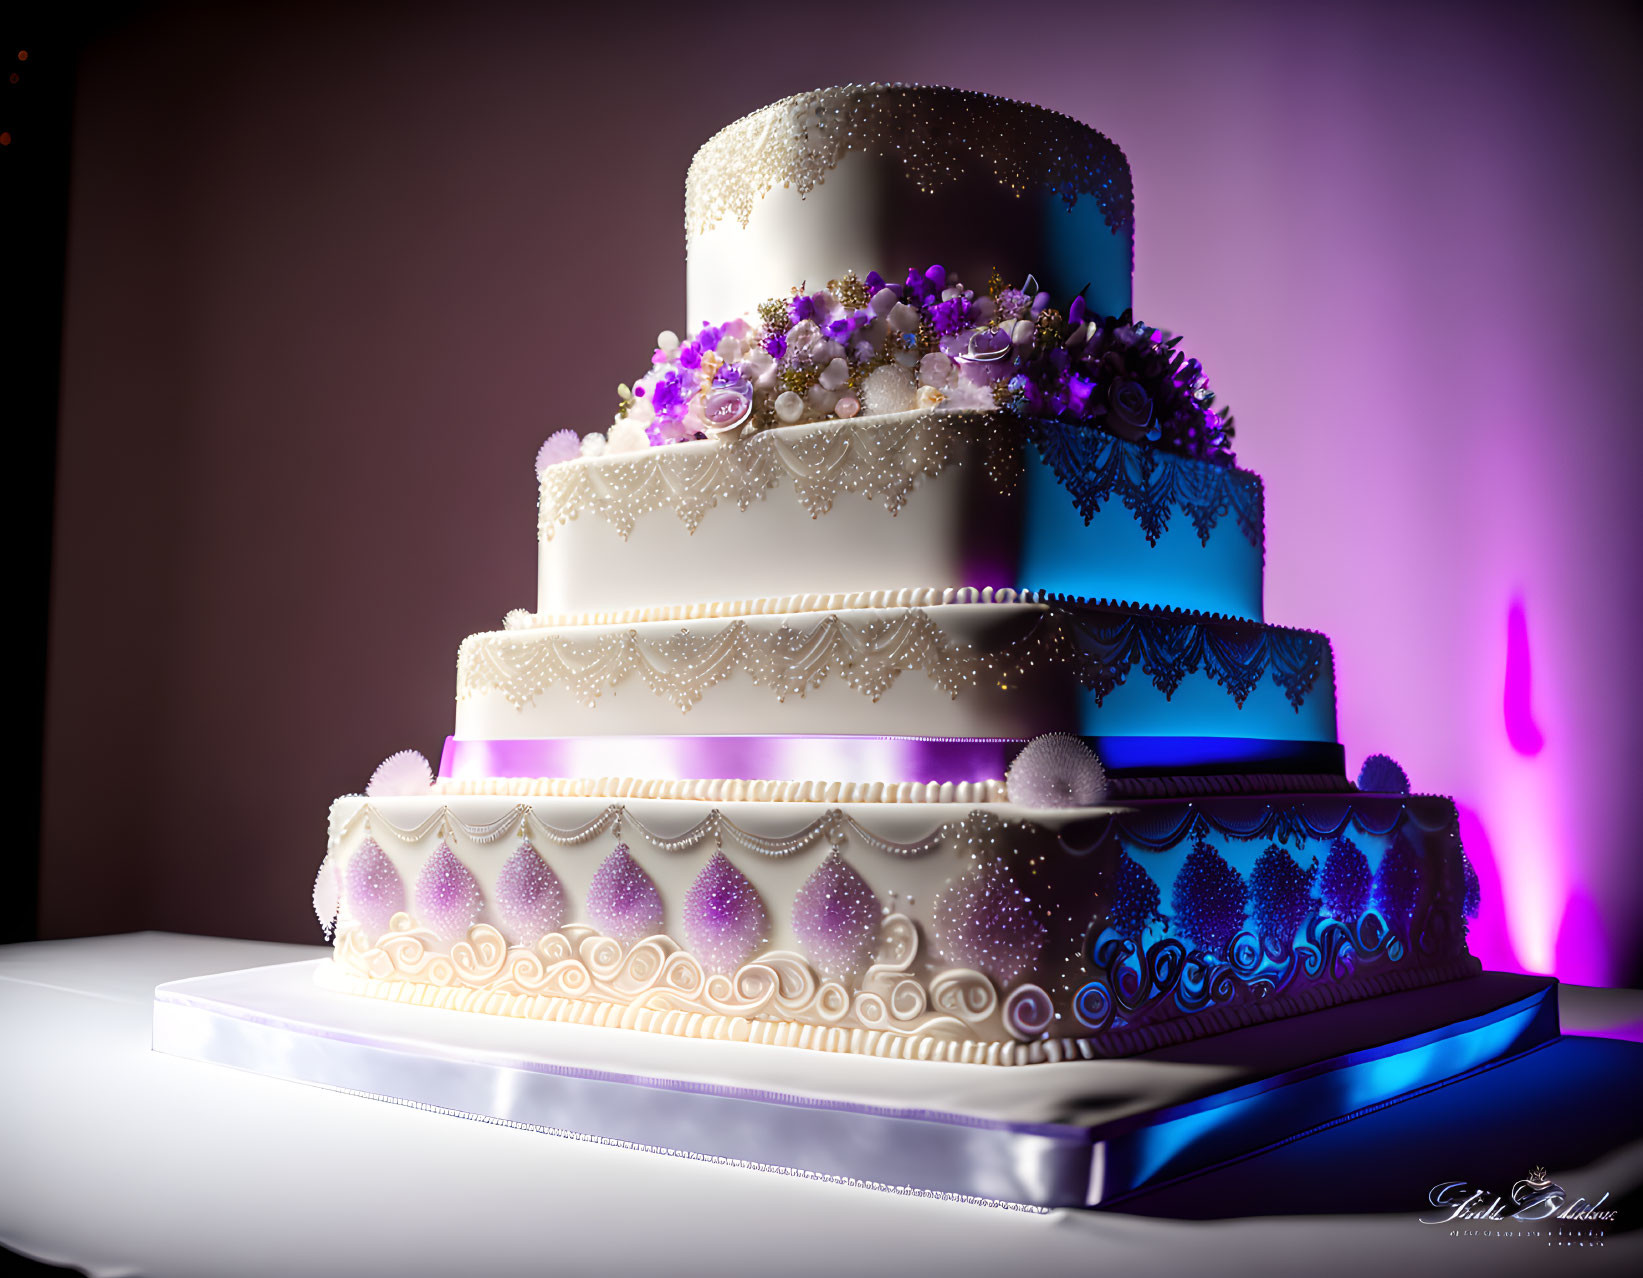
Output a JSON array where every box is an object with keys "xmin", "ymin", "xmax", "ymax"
[
  {"xmin": 434, "ymin": 776, "xmax": 1006, "ymax": 805},
  {"xmin": 327, "ymin": 801, "xmax": 1007, "ymax": 861},
  {"xmin": 506, "ymin": 585, "xmax": 1027, "ymax": 631},
  {"xmin": 684, "ymin": 83, "xmax": 1132, "ymax": 241}
]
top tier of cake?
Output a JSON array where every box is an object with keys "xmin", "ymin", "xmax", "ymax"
[{"xmin": 685, "ymin": 84, "xmax": 1133, "ymax": 328}]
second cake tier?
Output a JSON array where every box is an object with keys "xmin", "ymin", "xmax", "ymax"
[{"xmin": 456, "ymin": 595, "xmax": 1339, "ymax": 781}]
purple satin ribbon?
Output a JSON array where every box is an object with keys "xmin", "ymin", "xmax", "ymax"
[{"xmin": 439, "ymin": 735, "xmax": 1029, "ymax": 785}]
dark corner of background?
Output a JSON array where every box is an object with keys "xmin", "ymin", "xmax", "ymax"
[{"xmin": 7, "ymin": 2, "xmax": 141, "ymax": 944}]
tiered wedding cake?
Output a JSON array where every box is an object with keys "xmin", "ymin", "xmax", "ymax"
[{"xmin": 311, "ymin": 85, "xmax": 1479, "ymax": 1066}]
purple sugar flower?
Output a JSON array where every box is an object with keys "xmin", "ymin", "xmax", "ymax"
[
  {"xmin": 650, "ymin": 370, "xmax": 690, "ymax": 420},
  {"xmin": 696, "ymin": 323, "xmax": 724, "ymax": 351},
  {"xmin": 677, "ymin": 342, "xmax": 703, "ymax": 370},
  {"xmin": 996, "ymin": 287, "xmax": 1030, "ymax": 321},
  {"xmin": 928, "ymin": 296, "xmax": 976, "ymax": 336},
  {"xmin": 764, "ymin": 331, "xmax": 788, "ymax": 360},
  {"xmin": 789, "ymin": 294, "xmax": 816, "ymax": 324},
  {"xmin": 904, "ymin": 266, "xmax": 939, "ymax": 301},
  {"xmin": 836, "ymin": 310, "xmax": 874, "ymax": 343},
  {"xmin": 864, "ymin": 271, "xmax": 887, "ymax": 293},
  {"xmin": 1067, "ymin": 374, "xmax": 1097, "ymax": 417}
]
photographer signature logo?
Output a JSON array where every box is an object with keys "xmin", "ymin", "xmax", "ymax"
[{"xmin": 1423, "ymin": 1166, "xmax": 1617, "ymax": 1244}]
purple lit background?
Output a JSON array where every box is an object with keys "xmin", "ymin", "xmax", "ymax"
[{"xmin": 40, "ymin": 2, "xmax": 1643, "ymax": 984}]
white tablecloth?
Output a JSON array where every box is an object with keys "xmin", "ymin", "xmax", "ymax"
[{"xmin": 2, "ymin": 933, "xmax": 1639, "ymax": 1277}]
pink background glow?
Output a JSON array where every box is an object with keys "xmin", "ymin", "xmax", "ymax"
[{"xmin": 41, "ymin": 2, "xmax": 1643, "ymax": 983}]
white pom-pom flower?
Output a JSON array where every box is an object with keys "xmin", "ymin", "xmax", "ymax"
[
  {"xmin": 1006, "ymin": 734, "xmax": 1107, "ymax": 808},
  {"xmin": 366, "ymin": 749, "xmax": 435, "ymax": 797},
  {"xmin": 535, "ymin": 430, "xmax": 581, "ymax": 477},
  {"xmin": 861, "ymin": 364, "xmax": 916, "ymax": 416},
  {"xmin": 607, "ymin": 417, "xmax": 652, "ymax": 454}
]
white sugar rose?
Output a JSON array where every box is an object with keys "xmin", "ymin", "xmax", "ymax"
[
  {"xmin": 622, "ymin": 393, "xmax": 655, "ymax": 428},
  {"xmin": 918, "ymin": 352, "xmax": 955, "ymax": 388},
  {"xmin": 774, "ymin": 390, "xmax": 806, "ymax": 424},
  {"xmin": 941, "ymin": 378, "xmax": 995, "ymax": 411},
  {"xmin": 787, "ymin": 319, "xmax": 821, "ymax": 355},
  {"xmin": 742, "ymin": 348, "xmax": 777, "ymax": 388},
  {"xmin": 887, "ymin": 302, "xmax": 921, "ymax": 333},
  {"xmin": 807, "ymin": 384, "xmax": 838, "ymax": 415}
]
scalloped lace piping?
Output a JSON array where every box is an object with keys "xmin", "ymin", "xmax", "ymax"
[
  {"xmin": 538, "ymin": 412, "xmax": 1262, "ymax": 551},
  {"xmin": 459, "ymin": 601, "xmax": 1327, "ymax": 714}
]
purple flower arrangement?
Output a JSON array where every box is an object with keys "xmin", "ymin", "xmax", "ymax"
[{"xmin": 554, "ymin": 266, "xmax": 1235, "ymax": 466}]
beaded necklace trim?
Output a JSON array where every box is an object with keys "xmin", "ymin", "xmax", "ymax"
[
  {"xmin": 434, "ymin": 775, "xmax": 1006, "ymax": 805},
  {"xmin": 508, "ymin": 586, "xmax": 1022, "ymax": 631}
]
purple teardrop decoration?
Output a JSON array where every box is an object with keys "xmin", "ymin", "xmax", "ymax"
[
  {"xmin": 683, "ymin": 852, "xmax": 768, "ymax": 974},
  {"xmin": 312, "ymin": 854, "xmax": 341, "ymax": 940},
  {"xmin": 493, "ymin": 841, "xmax": 565, "ymax": 947},
  {"xmin": 791, "ymin": 852, "xmax": 878, "ymax": 979},
  {"xmin": 1170, "ymin": 839, "xmax": 1249, "ymax": 959},
  {"xmin": 1320, "ymin": 836, "xmax": 1371, "ymax": 922},
  {"xmin": 1105, "ymin": 852, "xmax": 1164, "ymax": 939},
  {"xmin": 1249, "ymin": 844, "xmax": 1318, "ymax": 952},
  {"xmin": 585, "ymin": 844, "xmax": 664, "ymax": 946},
  {"xmin": 414, "ymin": 843, "xmax": 484, "ymax": 942},
  {"xmin": 933, "ymin": 859, "xmax": 1047, "ymax": 985},
  {"xmin": 1374, "ymin": 834, "xmax": 1423, "ymax": 930},
  {"xmin": 343, "ymin": 838, "xmax": 402, "ymax": 937}
]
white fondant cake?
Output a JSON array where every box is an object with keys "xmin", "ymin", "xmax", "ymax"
[{"xmin": 313, "ymin": 85, "xmax": 1479, "ymax": 1066}]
